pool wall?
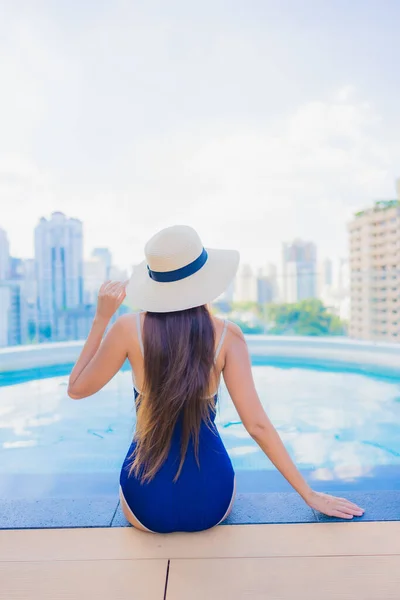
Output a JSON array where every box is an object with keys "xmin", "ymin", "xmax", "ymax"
[{"xmin": 1, "ymin": 336, "xmax": 399, "ymax": 377}]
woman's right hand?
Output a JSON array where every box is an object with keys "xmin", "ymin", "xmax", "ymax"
[
  {"xmin": 306, "ymin": 490, "xmax": 364, "ymax": 519},
  {"xmin": 96, "ymin": 280, "xmax": 127, "ymax": 321}
]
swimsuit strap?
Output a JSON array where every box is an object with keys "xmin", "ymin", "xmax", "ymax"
[
  {"xmin": 214, "ymin": 319, "xmax": 228, "ymax": 363},
  {"xmin": 136, "ymin": 312, "xmax": 144, "ymax": 356}
]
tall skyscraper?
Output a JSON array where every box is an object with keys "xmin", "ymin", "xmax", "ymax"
[
  {"xmin": 84, "ymin": 257, "xmax": 108, "ymax": 305},
  {"xmin": 319, "ymin": 258, "xmax": 350, "ymax": 321},
  {"xmin": 349, "ymin": 196, "xmax": 400, "ymax": 342},
  {"xmin": 21, "ymin": 259, "xmax": 37, "ymax": 305},
  {"xmin": 35, "ymin": 212, "xmax": 84, "ymax": 339},
  {"xmin": 215, "ymin": 280, "xmax": 235, "ymax": 305},
  {"xmin": 321, "ymin": 258, "xmax": 333, "ymax": 287},
  {"xmin": 318, "ymin": 257, "xmax": 334, "ymax": 300},
  {"xmin": 0, "ymin": 255, "xmax": 37, "ymax": 347},
  {"xmin": 0, "ymin": 286, "xmax": 9, "ymax": 346},
  {"xmin": 0, "ymin": 228, "xmax": 10, "ymax": 280},
  {"xmin": 9, "ymin": 257, "xmax": 24, "ymax": 280},
  {"xmin": 256, "ymin": 264, "xmax": 278, "ymax": 304},
  {"xmin": 92, "ymin": 247, "xmax": 112, "ymax": 279},
  {"xmin": 336, "ymin": 258, "xmax": 350, "ymax": 295},
  {"xmin": 0, "ymin": 281, "xmax": 29, "ymax": 347},
  {"xmin": 282, "ymin": 240, "xmax": 317, "ymax": 303},
  {"xmin": 233, "ymin": 264, "xmax": 258, "ymax": 302},
  {"xmin": 109, "ymin": 265, "xmax": 128, "ymax": 282}
]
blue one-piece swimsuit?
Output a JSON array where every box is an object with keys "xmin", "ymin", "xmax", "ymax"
[{"xmin": 119, "ymin": 316, "xmax": 235, "ymax": 534}]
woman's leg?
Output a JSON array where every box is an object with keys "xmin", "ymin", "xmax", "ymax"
[
  {"xmin": 217, "ymin": 476, "xmax": 237, "ymax": 525},
  {"xmin": 119, "ymin": 486, "xmax": 155, "ymax": 533}
]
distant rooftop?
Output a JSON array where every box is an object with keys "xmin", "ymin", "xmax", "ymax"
[{"xmin": 354, "ymin": 199, "xmax": 400, "ymax": 219}]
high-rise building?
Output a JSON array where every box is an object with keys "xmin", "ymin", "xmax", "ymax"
[
  {"xmin": 21, "ymin": 259, "xmax": 37, "ymax": 305},
  {"xmin": 109, "ymin": 265, "xmax": 128, "ymax": 282},
  {"xmin": 256, "ymin": 264, "xmax": 278, "ymax": 304},
  {"xmin": 0, "ymin": 256, "xmax": 37, "ymax": 346},
  {"xmin": 0, "ymin": 228, "xmax": 10, "ymax": 280},
  {"xmin": 336, "ymin": 258, "xmax": 350, "ymax": 295},
  {"xmin": 282, "ymin": 240, "xmax": 317, "ymax": 303},
  {"xmin": 92, "ymin": 248, "xmax": 112, "ymax": 279},
  {"xmin": 349, "ymin": 197, "xmax": 400, "ymax": 342},
  {"xmin": 35, "ymin": 212, "xmax": 84, "ymax": 340},
  {"xmin": 318, "ymin": 258, "xmax": 333, "ymax": 296},
  {"xmin": 55, "ymin": 305, "xmax": 97, "ymax": 341},
  {"xmin": 84, "ymin": 257, "xmax": 108, "ymax": 305},
  {"xmin": 215, "ymin": 280, "xmax": 235, "ymax": 304},
  {"xmin": 319, "ymin": 258, "xmax": 350, "ymax": 321},
  {"xmin": 233, "ymin": 264, "xmax": 258, "ymax": 302},
  {"xmin": 0, "ymin": 280, "xmax": 29, "ymax": 346}
]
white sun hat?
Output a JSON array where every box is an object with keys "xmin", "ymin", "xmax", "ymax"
[{"xmin": 126, "ymin": 225, "xmax": 240, "ymax": 313}]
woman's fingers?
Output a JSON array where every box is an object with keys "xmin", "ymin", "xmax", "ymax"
[
  {"xmin": 338, "ymin": 498, "xmax": 364, "ymax": 512},
  {"xmin": 328, "ymin": 500, "xmax": 364, "ymax": 518},
  {"xmin": 331, "ymin": 510, "xmax": 354, "ymax": 520},
  {"xmin": 107, "ymin": 282, "xmax": 123, "ymax": 294},
  {"xmin": 99, "ymin": 280, "xmax": 111, "ymax": 293},
  {"xmin": 101, "ymin": 281, "xmax": 125, "ymax": 296},
  {"xmin": 336, "ymin": 504, "xmax": 360, "ymax": 516},
  {"xmin": 338, "ymin": 500, "xmax": 364, "ymax": 515}
]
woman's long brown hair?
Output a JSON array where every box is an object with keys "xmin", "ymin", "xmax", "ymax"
[{"xmin": 129, "ymin": 305, "xmax": 216, "ymax": 483}]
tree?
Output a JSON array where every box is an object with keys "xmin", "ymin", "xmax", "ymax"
[{"xmin": 266, "ymin": 299, "xmax": 345, "ymax": 336}]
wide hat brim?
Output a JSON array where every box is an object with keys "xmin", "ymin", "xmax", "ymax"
[{"xmin": 125, "ymin": 248, "xmax": 240, "ymax": 313}]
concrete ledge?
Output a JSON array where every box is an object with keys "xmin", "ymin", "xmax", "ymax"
[
  {"xmin": 1, "ymin": 335, "xmax": 400, "ymax": 377},
  {"xmin": 225, "ymin": 493, "xmax": 317, "ymax": 524},
  {"xmin": 2, "ymin": 491, "xmax": 398, "ymax": 530},
  {"xmin": 0, "ymin": 497, "xmax": 119, "ymax": 530},
  {"xmin": 109, "ymin": 492, "xmax": 318, "ymax": 528}
]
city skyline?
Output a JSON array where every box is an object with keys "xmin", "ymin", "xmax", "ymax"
[
  {"xmin": 0, "ymin": 207, "xmax": 353, "ymax": 346},
  {"xmin": 1, "ymin": 210, "xmax": 344, "ymax": 276},
  {"xmin": 1, "ymin": 2, "xmax": 400, "ymax": 270},
  {"xmin": 9, "ymin": 199, "xmax": 399, "ymax": 345},
  {"xmin": 7, "ymin": 190, "xmax": 400, "ymax": 344}
]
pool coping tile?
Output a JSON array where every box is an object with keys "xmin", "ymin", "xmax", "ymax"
[
  {"xmin": 0, "ymin": 497, "xmax": 119, "ymax": 530},
  {"xmin": 111, "ymin": 493, "xmax": 318, "ymax": 528},
  {"xmin": 1, "ymin": 491, "xmax": 399, "ymax": 530}
]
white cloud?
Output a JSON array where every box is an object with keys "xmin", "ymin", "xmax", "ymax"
[
  {"xmin": 0, "ymin": 6, "xmax": 398, "ymax": 269},
  {"xmin": 1, "ymin": 89, "xmax": 398, "ymax": 268}
]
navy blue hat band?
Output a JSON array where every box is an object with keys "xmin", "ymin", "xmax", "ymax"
[{"xmin": 147, "ymin": 248, "xmax": 208, "ymax": 283}]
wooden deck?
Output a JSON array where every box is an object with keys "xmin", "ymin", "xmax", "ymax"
[{"xmin": 1, "ymin": 522, "xmax": 400, "ymax": 599}]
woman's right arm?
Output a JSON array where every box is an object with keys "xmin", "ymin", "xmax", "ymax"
[{"xmin": 222, "ymin": 323, "xmax": 364, "ymax": 520}]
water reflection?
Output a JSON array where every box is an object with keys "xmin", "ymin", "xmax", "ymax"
[
  {"xmin": 0, "ymin": 366, "xmax": 399, "ymax": 481},
  {"xmin": 217, "ymin": 366, "xmax": 400, "ymax": 477}
]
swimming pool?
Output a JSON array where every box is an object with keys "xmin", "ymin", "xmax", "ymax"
[
  {"xmin": 1, "ymin": 337, "xmax": 400, "ymax": 527},
  {"xmin": 1, "ymin": 357, "xmax": 399, "ymax": 498}
]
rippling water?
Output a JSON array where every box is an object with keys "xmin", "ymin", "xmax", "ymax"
[{"xmin": 1, "ymin": 364, "xmax": 399, "ymax": 484}]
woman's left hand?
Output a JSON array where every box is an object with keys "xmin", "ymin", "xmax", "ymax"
[{"xmin": 96, "ymin": 280, "xmax": 127, "ymax": 321}]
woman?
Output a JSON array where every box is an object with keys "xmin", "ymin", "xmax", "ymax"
[{"xmin": 68, "ymin": 225, "xmax": 364, "ymax": 533}]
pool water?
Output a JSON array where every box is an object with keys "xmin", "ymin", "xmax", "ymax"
[{"xmin": 1, "ymin": 363, "xmax": 400, "ymax": 491}]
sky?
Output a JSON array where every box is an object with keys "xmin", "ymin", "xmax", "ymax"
[{"xmin": 1, "ymin": 0, "xmax": 399, "ymax": 271}]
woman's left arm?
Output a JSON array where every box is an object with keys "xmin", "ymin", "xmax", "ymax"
[{"xmin": 68, "ymin": 281, "xmax": 129, "ymax": 399}]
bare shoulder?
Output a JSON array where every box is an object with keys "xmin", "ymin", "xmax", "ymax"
[
  {"xmin": 113, "ymin": 313, "xmax": 137, "ymax": 332},
  {"xmin": 221, "ymin": 320, "xmax": 250, "ymax": 370},
  {"xmin": 212, "ymin": 317, "xmax": 246, "ymax": 347},
  {"xmin": 226, "ymin": 320, "xmax": 245, "ymax": 338}
]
